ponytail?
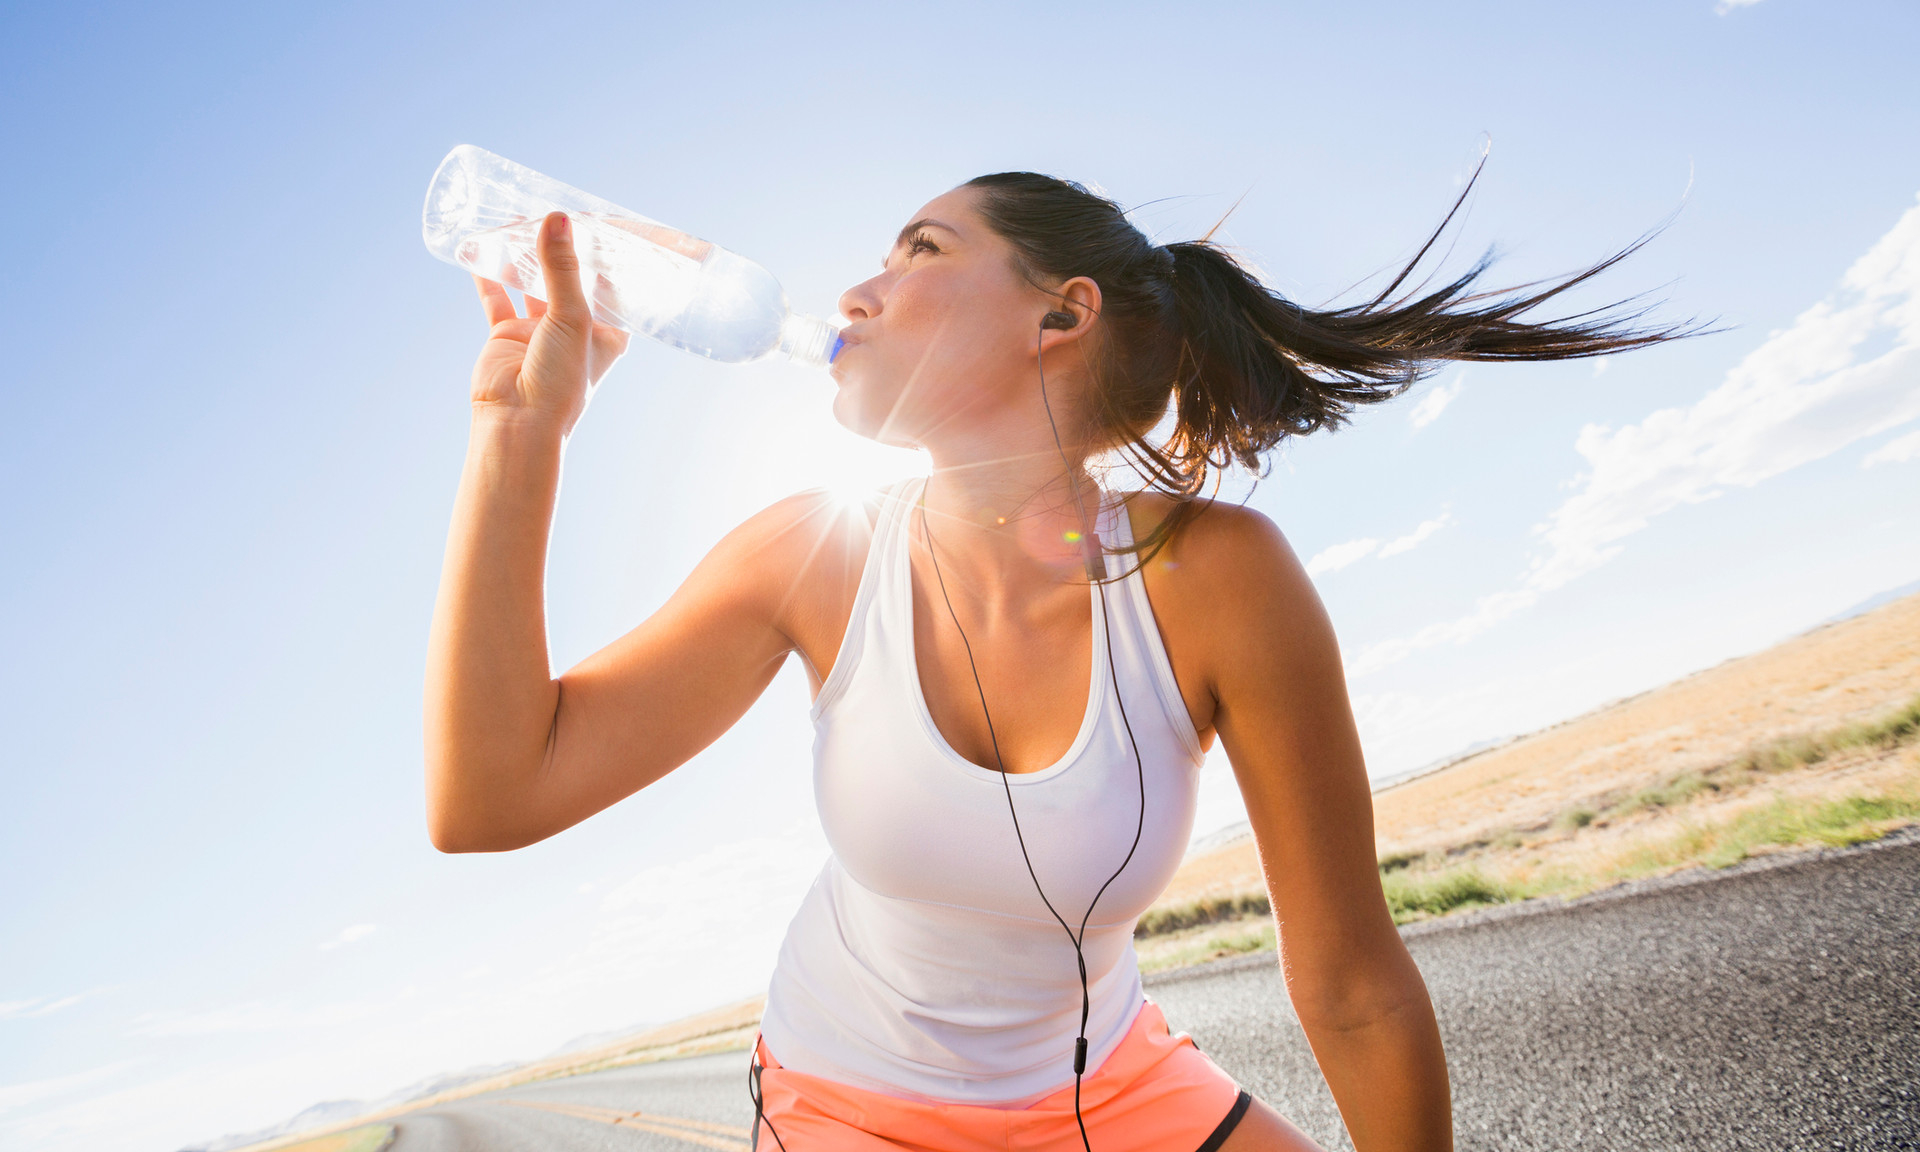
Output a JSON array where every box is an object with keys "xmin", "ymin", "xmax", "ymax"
[{"xmin": 965, "ymin": 166, "xmax": 1706, "ymax": 565}]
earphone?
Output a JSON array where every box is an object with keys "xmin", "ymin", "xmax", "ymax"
[{"xmin": 752, "ymin": 307, "xmax": 1146, "ymax": 1152}]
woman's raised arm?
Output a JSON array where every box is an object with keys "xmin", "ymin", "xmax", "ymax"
[{"xmin": 422, "ymin": 212, "xmax": 844, "ymax": 853}]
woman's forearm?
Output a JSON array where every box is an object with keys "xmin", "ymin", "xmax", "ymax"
[
  {"xmin": 1299, "ymin": 973, "xmax": 1453, "ymax": 1152},
  {"xmin": 422, "ymin": 406, "xmax": 569, "ymax": 851}
]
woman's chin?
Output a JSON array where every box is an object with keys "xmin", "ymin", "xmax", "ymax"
[
  {"xmin": 830, "ymin": 383, "xmax": 909, "ymax": 447},
  {"xmin": 827, "ymin": 386, "xmax": 865, "ymax": 436}
]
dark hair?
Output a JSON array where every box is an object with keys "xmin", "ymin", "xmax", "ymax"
[{"xmin": 963, "ymin": 164, "xmax": 1706, "ymax": 566}]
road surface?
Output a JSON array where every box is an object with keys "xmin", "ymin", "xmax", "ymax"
[{"xmin": 390, "ymin": 831, "xmax": 1920, "ymax": 1151}]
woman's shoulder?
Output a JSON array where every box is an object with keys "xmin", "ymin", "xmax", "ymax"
[
  {"xmin": 720, "ymin": 486, "xmax": 883, "ymax": 574},
  {"xmin": 1119, "ymin": 490, "xmax": 1303, "ymax": 578},
  {"xmin": 715, "ymin": 480, "xmax": 916, "ymax": 607},
  {"xmin": 733, "ymin": 477, "xmax": 914, "ymax": 545},
  {"xmin": 1119, "ymin": 490, "xmax": 1321, "ymax": 637}
]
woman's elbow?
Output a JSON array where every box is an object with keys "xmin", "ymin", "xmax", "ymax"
[
  {"xmin": 426, "ymin": 812, "xmax": 538, "ymax": 854},
  {"xmin": 1288, "ymin": 949, "xmax": 1434, "ymax": 1035},
  {"xmin": 423, "ymin": 781, "xmax": 539, "ymax": 854},
  {"xmin": 427, "ymin": 814, "xmax": 488, "ymax": 854}
]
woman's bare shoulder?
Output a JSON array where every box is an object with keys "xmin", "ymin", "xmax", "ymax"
[
  {"xmin": 699, "ymin": 484, "xmax": 894, "ymax": 653},
  {"xmin": 1122, "ymin": 491, "xmax": 1327, "ymax": 652},
  {"xmin": 1121, "ymin": 491, "xmax": 1307, "ymax": 588}
]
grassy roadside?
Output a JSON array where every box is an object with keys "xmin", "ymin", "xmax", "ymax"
[
  {"xmin": 268, "ymin": 1126, "xmax": 393, "ymax": 1152},
  {"xmin": 1135, "ymin": 694, "xmax": 1920, "ymax": 973}
]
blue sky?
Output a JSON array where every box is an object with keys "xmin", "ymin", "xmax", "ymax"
[{"xmin": 3, "ymin": 1, "xmax": 1917, "ymax": 1148}]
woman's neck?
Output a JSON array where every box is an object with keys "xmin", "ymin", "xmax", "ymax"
[{"xmin": 915, "ymin": 447, "xmax": 1103, "ymax": 592}]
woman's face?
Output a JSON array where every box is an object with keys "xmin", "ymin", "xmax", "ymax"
[{"xmin": 830, "ymin": 186, "xmax": 1054, "ymax": 449}]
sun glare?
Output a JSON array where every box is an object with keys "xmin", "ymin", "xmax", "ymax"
[{"xmin": 784, "ymin": 436, "xmax": 927, "ymax": 509}]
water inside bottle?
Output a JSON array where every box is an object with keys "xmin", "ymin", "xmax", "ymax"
[
  {"xmin": 425, "ymin": 145, "xmax": 838, "ymax": 366},
  {"xmin": 454, "ymin": 212, "xmax": 710, "ymax": 339}
]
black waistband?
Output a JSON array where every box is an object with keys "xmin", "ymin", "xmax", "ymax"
[{"xmin": 1194, "ymin": 1089, "xmax": 1254, "ymax": 1152}]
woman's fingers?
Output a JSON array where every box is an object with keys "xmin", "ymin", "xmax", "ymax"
[
  {"xmin": 591, "ymin": 324, "xmax": 632, "ymax": 362},
  {"xmin": 525, "ymin": 295, "xmax": 548, "ymax": 321},
  {"xmin": 536, "ymin": 212, "xmax": 591, "ymax": 336},
  {"xmin": 474, "ymin": 275, "xmax": 518, "ymax": 327}
]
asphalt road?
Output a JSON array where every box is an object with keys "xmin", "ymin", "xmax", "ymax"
[{"xmin": 391, "ymin": 832, "xmax": 1920, "ymax": 1151}]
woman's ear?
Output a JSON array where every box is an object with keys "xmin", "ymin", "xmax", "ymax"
[{"xmin": 1036, "ymin": 276, "xmax": 1102, "ymax": 350}]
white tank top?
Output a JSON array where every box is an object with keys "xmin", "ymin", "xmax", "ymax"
[{"xmin": 758, "ymin": 476, "xmax": 1207, "ymax": 1106}]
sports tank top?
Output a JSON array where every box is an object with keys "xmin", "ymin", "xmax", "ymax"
[{"xmin": 758, "ymin": 476, "xmax": 1207, "ymax": 1106}]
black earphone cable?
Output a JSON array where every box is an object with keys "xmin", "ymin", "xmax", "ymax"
[
  {"xmin": 751, "ymin": 314, "xmax": 1148, "ymax": 1152},
  {"xmin": 748, "ymin": 1048, "xmax": 788, "ymax": 1152},
  {"xmin": 1034, "ymin": 314, "xmax": 1151, "ymax": 1151},
  {"xmin": 911, "ymin": 316, "xmax": 1148, "ymax": 1152}
]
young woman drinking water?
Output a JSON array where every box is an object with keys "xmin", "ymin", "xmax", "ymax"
[{"xmin": 425, "ymin": 170, "xmax": 1690, "ymax": 1151}]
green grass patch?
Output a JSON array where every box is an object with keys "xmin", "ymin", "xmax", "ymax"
[
  {"xmin": 1733, "ymin": 693, "xmax": 1920, "ymax": 776},
  {"xmin": 1377, "ymin": 849, "xmax": 1428, "ymax": 873},
  {"xmin": 1134, "ymin": 891, "xmax": 1270, "ymax": 938},
  {"xmin": 1137, "ymin": 920, "xmax": 1276, "ymax": 973},
  {"xmin": 276, "ymin": 1125, "xmax": 394, "ymax": 1152},
  {"xmin": 1554, "ymin": 806, "xmax": 1596, "ymax": 831},
  {"xmin": 1544, "ymin": 693, "xmax": 1920, "ymax": 834},
  {"xmin": 1606, "ymin": 791, "xmax": 1919, "ymax": 881},
  {"xmin": 1380, "ymin": 866, "xmax": 1514, "ymax": 923}
]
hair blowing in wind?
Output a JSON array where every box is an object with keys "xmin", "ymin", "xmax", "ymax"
[{"xmin": 965, "ymin": 159, "xmax": 1709, "ymax": 563}]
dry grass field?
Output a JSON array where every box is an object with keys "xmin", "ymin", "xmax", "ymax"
[
  {"xmin": 262, "ymin": 1125, "xmax": 392, "ymax": 1152},
  {"xmin": 1137, "ymin": 590, "xmax": 1920, "ymax": 971}
]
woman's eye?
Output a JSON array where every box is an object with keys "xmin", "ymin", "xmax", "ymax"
[{"xmin": 907, "ymin": 233, "xmax": 938, "ymax": 258}]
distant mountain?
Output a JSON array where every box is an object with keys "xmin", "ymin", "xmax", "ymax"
[
  {"xmin": 1822, "ymin": 579, "xmax": 1920, "ymax": 626},
  {"xmin": 1369, "ymin": 733, "xmax": 1523, "ymax": 793},
  {"xmin": 1183, "ymin": 821, "xmax": 1252, "ymax": 859},
  {"xmin": 177, "ymin": 1100, "xmax": 369, "ymax": 1152},
  {"xmin": 380, "ymin": 1061, "xmax": 523, "ymax": 1104},
  {"xmin": 545, "ymin": 1020, "xmax": 658, "ymax": 1058}
]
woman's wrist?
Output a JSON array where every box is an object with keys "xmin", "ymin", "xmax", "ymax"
[
  {"xmin": 469, "ymin": 399, "xmax": 571, "ymax": 442},
  {"xmin": 462, "ymin": 402, "xmax": 569, "ymax": 497}
]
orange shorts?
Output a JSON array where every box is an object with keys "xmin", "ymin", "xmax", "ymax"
[{"xmin": 749, "ymin": 999, "xmax": 1251, "ymax": 1152}]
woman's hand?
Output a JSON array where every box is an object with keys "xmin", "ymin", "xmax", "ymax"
[{"xmin": 470, "ymin": 211, "xmax": 632, "ymax": 435}]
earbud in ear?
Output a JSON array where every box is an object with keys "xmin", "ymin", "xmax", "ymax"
[{"xmin": 1040, "ymin": 310, "xmax": 1076, "ymax": 331}]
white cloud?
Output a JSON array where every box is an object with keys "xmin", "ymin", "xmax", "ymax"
[
  {"xmin": 319, "ymin": 923, "xmax": 378, "ymax": 951},
  {"xmin": 1592, "ymin": 355, "xmax": 1611, "ymax": 377},
  {"xmin": 1407, "ymin": 376, "xmax": 1463, "ymax": 428},
  {"xmin": 1378, "ymin": 512, "xmax": 1453, "ymax": 558},
  {"xmin": 0, "ymin": 992, "xmax": 93, "ymax": 1021},
  {"xmin": 1863, "ymin": 427, "xmax": 1920, "ymax": 467},
  {"xmin": 1349, "ymin": 192, "xmax": 1920, "ymax": 677},
  {"xmin": 1306, "ymin": 537, "xmax": 1380, "ymax": 575},
  {"xmin": 1307, "ymin": 510, "xmax": 1453, "ymax": 577},
  {"xmin": 1716, "ymin": 0, "xmax": 1762, "ymax": 13}
]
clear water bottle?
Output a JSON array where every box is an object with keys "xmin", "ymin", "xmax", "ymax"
[{"xmin": 422, "ymin": 145, "xmax": 842, "ymax": 368}]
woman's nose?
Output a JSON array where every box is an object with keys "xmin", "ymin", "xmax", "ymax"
[{"xmin": 838, "ymin": 273, "xmax": 885, "ymax": 323}]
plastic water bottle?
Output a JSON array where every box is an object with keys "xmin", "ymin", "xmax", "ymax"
[{"xmin": 422, "ymin": 145, "xmax": 842, "ymax": 368}]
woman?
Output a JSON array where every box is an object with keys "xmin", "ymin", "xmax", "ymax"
[{"xmin": 425, "ymin": 170, "xmax": 1689, "ymax": 1151}]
